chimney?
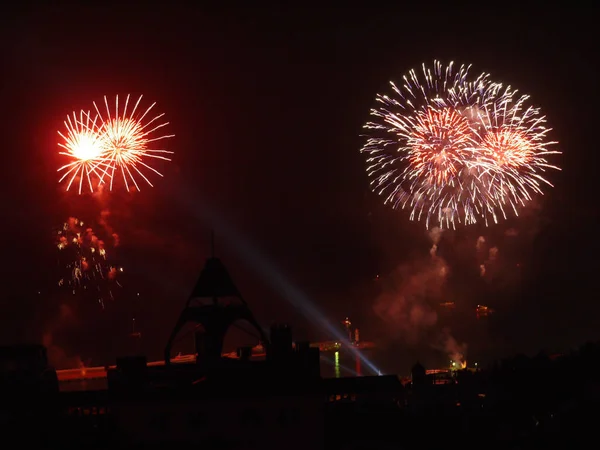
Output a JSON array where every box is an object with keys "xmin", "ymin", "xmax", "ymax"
[
  {"xmin": 294, "ymin": 341, "xmax": 320, "ymax": 378},
  {"xmin": 269, "ymin": 324, "xmax": 293, "ymax": 362},
  {"xmin": 128, "ymin": 318, "xmax": 142, "ymax": 355}
]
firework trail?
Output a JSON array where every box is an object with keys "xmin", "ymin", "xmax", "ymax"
[
  {"xmin": 55, "ymin": 217, "xmax": 123, "ymax": 309},
  {"xmin": 57, "ymin": 95, "xmax": 175, "ymax": 194},
  {"xmin": 361, "ymin": 60, "xmax": 560, "ymax": 229}
]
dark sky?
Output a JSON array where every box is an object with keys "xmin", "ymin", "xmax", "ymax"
[{"xmin": 0, "ymin": 5, "xmax": 597, "ymax": 371}]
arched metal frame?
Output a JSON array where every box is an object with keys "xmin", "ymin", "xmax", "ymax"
[{"xmin": 164, "ymin": 257, "xmax": 270, "ymax": 365}]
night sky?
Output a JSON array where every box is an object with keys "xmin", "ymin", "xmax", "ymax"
[{"xmin": 0, "ymin": 5, "xmax": 597, "ymax": 373}]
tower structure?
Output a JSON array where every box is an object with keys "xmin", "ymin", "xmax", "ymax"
[
  {"xmin": 342, "ymin": 317, "xmax": 352, "ymax": 342},
  {"xmin": 164, "ymin": 233, "xmax": 270, "ymax": 366}
]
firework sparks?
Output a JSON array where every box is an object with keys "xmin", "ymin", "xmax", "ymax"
[
  {"xmin": 361, "ymin": 60, "xmax": 560, "ymax": 228},
  {"xmin": 473, "ymin": 93, "xmax": 560, "ymax": 216},
  {"xmin": 57, "ymin": 111, "xmax": 111, "ymax": 194},
  {"xmin": 94, "ymin": 94, "xmax": 175, "ymax": 191},
  {"xmin": 406, "ymin": 107, "xmax": 475, "ymax": 186},
  {"xmin": 57, "ymin": 95, "xmax": 174, "ymax": 193},
  {"xmin": 56, "ymin": 217, "xmax": 123, "ymax": 309}
]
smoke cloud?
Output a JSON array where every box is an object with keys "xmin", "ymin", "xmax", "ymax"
[
  {"xmin": 434, "ymin": 328, "xmax": 468, "ymax": 368},
  {"xmin": 373, "ymin": 228, "xmax": 466, "ymax": 364},
  {"xmin": 42, "ymin": 304, "xmax": 85, "ymax": 369}
]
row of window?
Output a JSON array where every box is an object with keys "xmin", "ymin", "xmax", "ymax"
[
  {"xmin": 65, "ymin": 405, "xmax": 307, "ymax": 432},
  {"xmin": 328, "ymin": 393, "xmax": 357, "ymax": 402},
  {"xmin": 67, "ymin": 406, "xmax": 109, "ymax": 416},
  {"xmin": 150, "ymin": 407, "xmax": 304, "ymax": 431},
  {"xmin": 67, "ymin": 398, "xmax": 356, "ymax": 419}
]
